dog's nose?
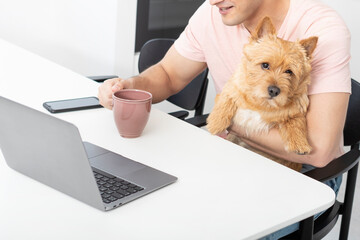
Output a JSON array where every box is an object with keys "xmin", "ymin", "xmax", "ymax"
[{"xmin": 268, "ymin": 85, "xmax": 281, "ymax": 98}]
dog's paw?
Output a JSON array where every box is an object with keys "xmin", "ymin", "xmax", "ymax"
[
  {"xmin": 294, "ymin": 149, "xmax": 311, "ymax": 155},
  {"xmin": 206, "ymin": 122, "xmax": 225, "ymax": 135},
  {"xmin": 206, "ymin": 114, "xmax": 229, "ymax": 135},
  {"xmin": 285, "ymin": 142, "xmax": 312, "ymax": 155}
]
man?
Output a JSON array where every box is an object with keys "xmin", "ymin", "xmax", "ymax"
[{"xmin": 98, "ymin": 0, "xmax": 350, "ymax": 238}]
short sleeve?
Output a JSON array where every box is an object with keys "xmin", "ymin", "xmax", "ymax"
[
  {"xmin": 307, "ymin": 15, "xmax": 351, "ymax": 94},
  {"xmin": 174, "ymin": 2, "xmax": 208, "ymax": 62}
]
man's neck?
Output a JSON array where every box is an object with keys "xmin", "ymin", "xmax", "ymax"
[{"xmin": 243, "ymin": 0, "xmax": 290, "ymax": 34}]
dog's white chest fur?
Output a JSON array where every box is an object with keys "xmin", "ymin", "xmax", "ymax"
[{"xmin": 233, "ymin": 109, "xmax": 271, "ymax": 135}]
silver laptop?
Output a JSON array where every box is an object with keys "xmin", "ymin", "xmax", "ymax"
[{"xmin": 0, "ymin": 96, "xmax": 177, "ymax": 211}]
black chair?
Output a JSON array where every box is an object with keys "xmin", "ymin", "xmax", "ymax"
[
  {"xmin": 280, "ymin": 78, "xmax": 360, "ymax": 240},
  {"xmin": 89, "ymin": 38, "xmax": 209, "ymax": 127},
  {"xmin": 138, "ymin": 38, "xmax": 209, "ymax": 127},
  {"xmin": 88, "ymin": 75, "xmax": 119, "ymax": 82}
]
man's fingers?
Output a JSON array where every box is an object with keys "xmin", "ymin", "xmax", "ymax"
[
  {"xmin": 98, "ymin": 78, "xmax": 121, "ymax": 109},
  {"xmin": 112, "ymin": 83, "xmax": 122, "ymax": 92},
  {"xmin": 98, "ymin": 77, "xmax": 132, "ymax": 110}
]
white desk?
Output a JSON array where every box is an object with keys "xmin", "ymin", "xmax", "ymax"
[{"xmin": 0, "ymin": 38, "xmax": 335, "ymax": 240}]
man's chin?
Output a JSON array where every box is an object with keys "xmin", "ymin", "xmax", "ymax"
[{"xmin": 221, "ymin": 16, "xmax": 241, "ymax": 26}]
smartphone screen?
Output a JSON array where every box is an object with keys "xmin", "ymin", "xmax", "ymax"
[{"xmin": 43, "ymin": 97, "xmax": 103, "ymax": 113}]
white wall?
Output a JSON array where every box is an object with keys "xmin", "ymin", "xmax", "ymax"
[
  {"xmin": 0, "ymin": 0, "xmax": 358, "ymax": 114},
  {"xmin": 0, "ymin": 0, "xmax": 137, "ymax": 78}
]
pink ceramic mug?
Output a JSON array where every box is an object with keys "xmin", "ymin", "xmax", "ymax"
[{"xmin": 112, "ymin": 89, "xmax": 152, "ymax": 138}]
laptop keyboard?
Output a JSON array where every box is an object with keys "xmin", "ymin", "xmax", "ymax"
[{"xmin": 92, "ymin": 168, "xmax": 144, "ymax": 204}]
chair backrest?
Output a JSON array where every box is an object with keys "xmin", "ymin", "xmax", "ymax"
[
  {"xmin": 343, "ymin": 79, "xmax": 360, "ymax": 146},
  {"xmin": 138, "ymin": 38, "xmax": 209, "ymax": 116}
]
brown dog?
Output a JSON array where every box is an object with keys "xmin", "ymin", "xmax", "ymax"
[{"xmin": 206, "ymin": 17, "xmax": 318, "ymax": 171}]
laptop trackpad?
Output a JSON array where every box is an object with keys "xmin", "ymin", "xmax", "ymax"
[{"xmin": 89, "ymin": 152, "xmax": 145, "ymax": 177}]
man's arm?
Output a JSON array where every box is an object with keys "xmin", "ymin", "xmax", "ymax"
[
  {"xmin": 230, "ymin": 92, "xmax": 349, "ymax": 168},
  {"xmin": 98, "ymin": 46, "xmax": 207, "ymax": 109}
]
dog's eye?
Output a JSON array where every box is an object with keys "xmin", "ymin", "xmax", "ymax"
[
  {"xmin": 285, "ymin": 69, "xmax": 293, "ymax": 75},
  {"xmin": 261, "ymin": 63, "xmax": 270, "ymax": 70}
]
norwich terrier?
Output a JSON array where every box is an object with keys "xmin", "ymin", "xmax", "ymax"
[{"xmin": 206, "ymin": 17, "xmax": 318, "ymax": 171}]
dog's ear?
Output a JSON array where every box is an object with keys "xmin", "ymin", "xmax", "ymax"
[
  {"xmin": 299, "ymin": 36, "xmax": 318, "ymax": 58},
  {"xmin": 252, "ymin": 17, "xmax": 276, "ymax": 40}
]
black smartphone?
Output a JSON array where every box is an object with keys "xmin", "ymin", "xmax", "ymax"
[{"xmin": 43, "ymin": 96, "xmax": 103, "ymax": 113}]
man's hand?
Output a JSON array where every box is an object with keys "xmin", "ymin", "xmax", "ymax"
[{"xmin": 98, "ymin": 78, "xmax": 133, "ymax": 109}]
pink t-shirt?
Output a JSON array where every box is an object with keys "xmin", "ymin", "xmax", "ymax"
[{"xmin": 174, "ymin": 0, "xmax": 351, "ymax": 95}]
